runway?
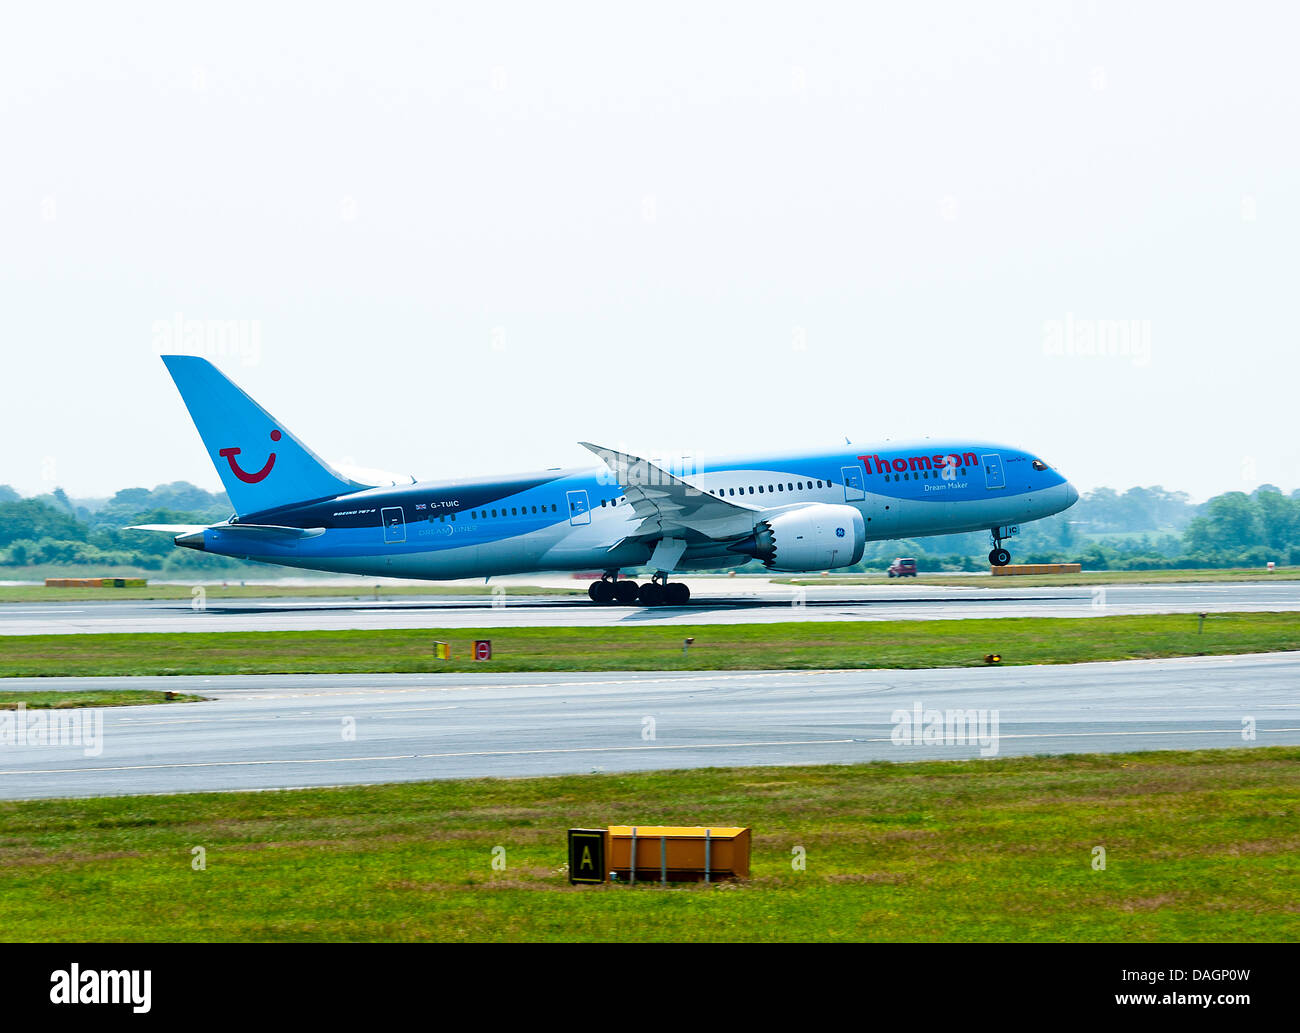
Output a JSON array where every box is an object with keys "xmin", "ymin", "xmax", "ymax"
[
  {"xmin": 1, "ymin": 652, "xmax": 1296, "ymax": 799},
  {"xmin": 3, "ymin": 580, "xmax": 1300, "ymax": 635}
]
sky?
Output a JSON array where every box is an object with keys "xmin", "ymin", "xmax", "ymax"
[{"xmin": 2, "ymin": 2, "xmax": 1296, "ymax": 504}]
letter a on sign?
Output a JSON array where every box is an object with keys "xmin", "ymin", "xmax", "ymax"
[{"xmin": 568, "ymin": 828, "xmax": 607, "ymax": 884}]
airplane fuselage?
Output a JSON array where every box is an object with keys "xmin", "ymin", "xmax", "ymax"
[{"xmin": 179, "ymin": 441, "xmax": 1077, "ymax": 579}]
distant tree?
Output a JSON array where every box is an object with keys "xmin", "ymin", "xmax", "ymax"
[
  {"xmin": 0, "ymin": 499, "xmax": 84, "ymax": 548},
  {"xmin": 90, "ymin": 482, "xmax": 230, "ymax": 529},
  {"xmin": 1255, "ymin": 489, "xmax": 1299, "ymax": 553},
  {"xmin": 1207, "ymin": 492, "xmax": 1264, "ymax": 548}
]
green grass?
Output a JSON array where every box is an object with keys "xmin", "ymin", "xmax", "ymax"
[
  {"xmin": 779, "ymin": 566, "xmax": 1300, "ymax": 588},
  {"xmin": 1, "ymin": 611, "xmax": 1297, "ymax": 678},
  {"xmin": 0, "ymin": 690, "xmax": 206, "ymax": 709},
  {"xmin": 1, "ymin": 748, "xmax": 1296, "ymax": 941},
  {"xmin": 0, "ymin": 582, "xmax": 583, "ymax": 603}
]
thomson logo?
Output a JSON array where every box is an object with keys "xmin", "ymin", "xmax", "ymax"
[{"xmin": 50, "ymin": 964, "xmax": 151, "ymax": 1013}]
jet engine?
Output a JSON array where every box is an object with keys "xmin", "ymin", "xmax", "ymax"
[{"xmin": 732, "ymin": 504, "xmax": 866, "ymax": 571}]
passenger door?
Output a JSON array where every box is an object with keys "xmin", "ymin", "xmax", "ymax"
[
  {"xmin": 841, "ymin": 464, "xmax": 865, "ymax": 502},
  {"xmin": 981, "ymin": 454, "xmax": 1006, "ymax": 490},
  {"xmin": 565, "ymin": 489, "xmax": 591, "ymax": 526},
  {"xmin": 381, "ymin": 506, "xmax": 406, "ymax": 543}
]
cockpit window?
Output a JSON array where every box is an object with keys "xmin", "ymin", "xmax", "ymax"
[{"xmin": 1031, "ymin": 459, "xmax": 1049, "ymax": 471}]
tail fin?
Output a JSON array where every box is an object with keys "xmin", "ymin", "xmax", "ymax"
[{"xmin": 161, "ymin": 355, "xmax": 363, "ymax": 517}]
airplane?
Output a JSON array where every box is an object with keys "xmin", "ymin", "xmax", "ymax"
[{"xmin": 132, "ymin": 355, "xmax": 1079, "ymax": 606}]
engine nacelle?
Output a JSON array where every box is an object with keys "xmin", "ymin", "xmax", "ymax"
[{"xmin": 744, "ymin": 504, "xmax": 866, "ymax": 571}]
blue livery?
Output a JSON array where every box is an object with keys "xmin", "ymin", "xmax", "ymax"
[{"xmin": 133, "ymin": 357, "xmax": 1079, "ymax": 606}]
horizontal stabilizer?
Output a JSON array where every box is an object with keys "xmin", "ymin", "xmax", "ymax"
[
  {"xmin": 128, "ymin": 522, "xmax": 325, "ymax": 553},
  {"xmin": 213, "ymin": 524, "xmax": 326, "ymax": 540}
]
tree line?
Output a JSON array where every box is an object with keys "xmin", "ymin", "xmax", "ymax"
[{"xmin": 0, "ymin": 481, "xmax": 1296, "ymax": 574}]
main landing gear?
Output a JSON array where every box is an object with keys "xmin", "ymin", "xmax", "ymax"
[
  {"xmin": 988, "ymin": 531, "xmax": 1012, "ymax": 567},
  {"xmin": 587, "ymin": 571, "xmax": 690, "ymax": 607},
  {"xmin": 587, "ymin": 574, "xmax": 637, "ymax": 605}
]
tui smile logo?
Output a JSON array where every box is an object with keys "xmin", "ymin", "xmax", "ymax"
[{"xmin": 219, "ymin": 429, "xmax": 281, "ymax": 483}]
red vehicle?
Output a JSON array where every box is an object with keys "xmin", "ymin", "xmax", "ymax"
[{"xmin": 887, "ymin": 557, "xmax": 918, "ymax": 578}]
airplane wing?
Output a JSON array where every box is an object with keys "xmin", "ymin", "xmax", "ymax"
[{"xmin": 579, "ymin": 442, "xmax": 759, "ymax": 542}]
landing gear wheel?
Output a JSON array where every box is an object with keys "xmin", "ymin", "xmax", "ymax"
[
  {"xmin": 613, "ymin": 580, "xmax": 640, "ymax": 605},
  {"xmin": 589, "ymin": 579, "xmax": 615, "ymax": 604},
  {"xmin": 989, "ymin": 548, "xmax": 1011, "ymax": 567},
  {"xmin": 637, "ymin": 582, "xmax": 664, "ymax": 607},
  {"xmin": 664, "ymin": 582, "xmax": 690, "ymax": 606}
]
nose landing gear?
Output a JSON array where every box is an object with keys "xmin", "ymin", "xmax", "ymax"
[{"xmin": 988, "ymin": 529, "xmax": 1012, "ymax": 567}]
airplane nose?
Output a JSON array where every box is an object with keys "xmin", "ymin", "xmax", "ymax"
[{"xmin": 1063, "ymin": 482, "xmax": 1079, "ymax": 508}]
